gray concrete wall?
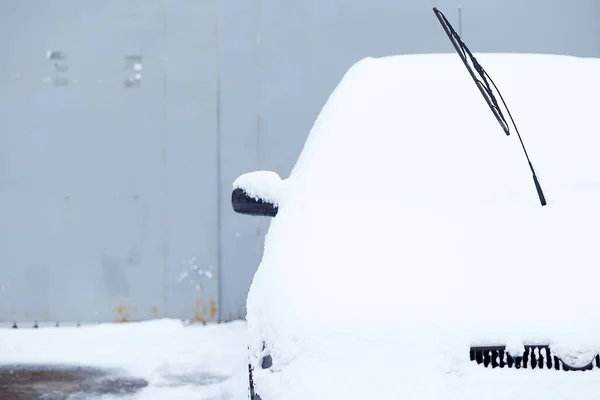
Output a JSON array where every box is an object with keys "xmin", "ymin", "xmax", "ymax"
[
  {"xmin": 1, "ymin": 0, "xmax": 598, "ymax": 324},
  {"xmin": 0, "ymin": 0, "xmax": 220, "ymax": 324}
]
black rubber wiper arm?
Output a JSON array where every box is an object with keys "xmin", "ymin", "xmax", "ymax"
[{"xmin": 433, "ymin": 7, "xmax": 547, "ymax": 207}]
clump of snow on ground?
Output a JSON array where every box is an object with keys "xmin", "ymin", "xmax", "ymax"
[
  {"xmin": 0, "ymin": 320, "xmax": 248, "ymax": 400},
  {"xmin": 243, "ymin": 53, "xmax": 600, "ymax": 400}
]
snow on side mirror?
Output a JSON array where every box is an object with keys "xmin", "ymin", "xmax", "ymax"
[{"xmin": 231, "ymin": 171, "xmax": 281, "ymax": 217}]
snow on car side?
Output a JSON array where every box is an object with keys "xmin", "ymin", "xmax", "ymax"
[{"xmin": 233, "ymin": 52, "xmax": 600, "ymax": 400}]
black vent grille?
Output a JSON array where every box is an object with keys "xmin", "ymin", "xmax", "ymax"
[{"xmin": 470, "ymin": 345, "xmax": 600, "ymax": 371}]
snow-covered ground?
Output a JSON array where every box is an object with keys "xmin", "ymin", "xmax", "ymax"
[{"xmin": 0, "ymin": 319, "xmax": 249, "ymax": 399}]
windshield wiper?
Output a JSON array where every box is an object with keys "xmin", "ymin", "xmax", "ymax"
[{"xmin": 433, "ymin": 7, "xmax": 547, "ymax": 207}]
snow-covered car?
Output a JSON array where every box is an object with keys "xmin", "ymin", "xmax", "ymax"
[{"xmin": 231, "ymin": 52, "xmax": 600, "ymax": 400}]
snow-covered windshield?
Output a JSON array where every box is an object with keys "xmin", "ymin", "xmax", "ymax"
[{"xmin": 288, "ymin": 54, "xmax": 599, "ymax": 208}]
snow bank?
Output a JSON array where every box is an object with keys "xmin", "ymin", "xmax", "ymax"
[
  {"xmin": 0, "ymin": 319, "xmax": 248, "ymax": 399},
  {"xmin": 244, "ymin": 53, "xmax": 600, "ymax": 400}
]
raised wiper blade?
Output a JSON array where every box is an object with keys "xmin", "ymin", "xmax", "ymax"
[
  {"xmin": 432, "ymin": 7, "xmax": 547, "ymax": 207},
  {"xmin": 433, "ymin": 8, "xmax": 510, "ymax": 136}
]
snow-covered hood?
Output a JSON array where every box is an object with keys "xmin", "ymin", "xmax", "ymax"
[{"xmin": 244, "ymin": 53, "xmax": 600, "ymax": 399}]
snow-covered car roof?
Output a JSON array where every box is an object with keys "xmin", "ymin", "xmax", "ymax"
[{"xmin": 237, "ymin": 53, "xmax": 600, "ymax": 400}]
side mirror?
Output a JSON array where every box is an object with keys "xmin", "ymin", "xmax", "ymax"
[
  {"xmin": 231, "ymin": 188, "xmax": 278, "ymax": 217},
  {"xmin": 231, "ymin": 171, "xmax": 281, "ymax": 217}
]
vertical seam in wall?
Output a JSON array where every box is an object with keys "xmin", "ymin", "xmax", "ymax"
[
  {"xmin": 215, "ymin": 0, "xmax": 223, "ymax": 322},
  {"xmin": 161, "ymin": 0, "xmax": 169, "ymax": 318}
]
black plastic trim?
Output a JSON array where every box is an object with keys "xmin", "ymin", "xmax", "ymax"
[
  {"xmin": 470, "ymin": 345, "xmax": 600, "ymax": 371},
  {"xmin": 232, "ymin": 188, "xmax": 278, "ymax": 217}
]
